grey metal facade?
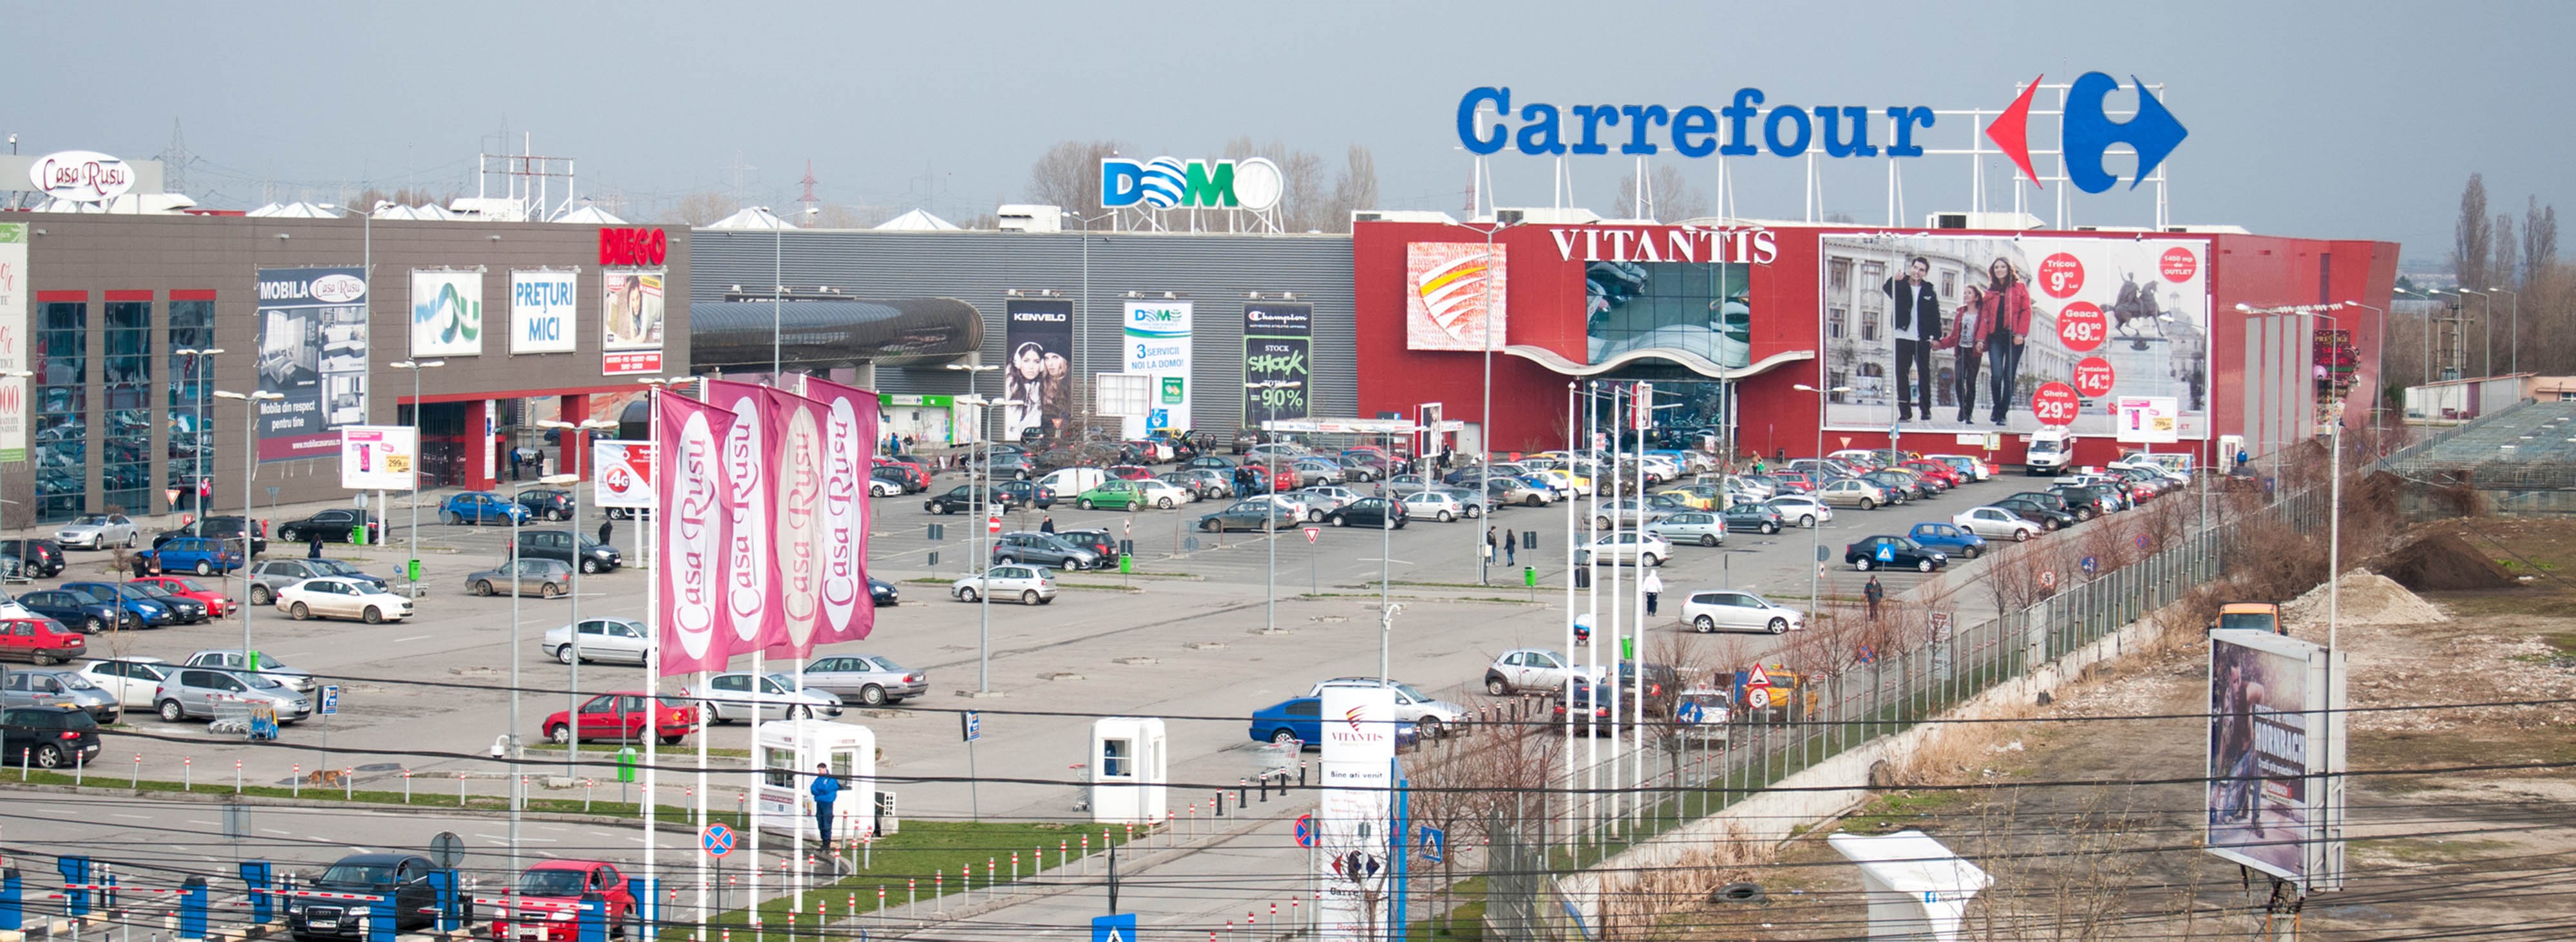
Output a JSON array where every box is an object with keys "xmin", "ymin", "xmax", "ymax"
[{"xmin": 688, "ymin": 229, "xmax": 1356, "ymax": 434}]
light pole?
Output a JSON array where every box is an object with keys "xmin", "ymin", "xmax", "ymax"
[
  {"xmin": 211, "ymin": 391, "xmax": 283, "ymax": 670},
  {"xmin": 538, "ymin": 419, "xmax": 616, "ymax": 778},
  {"xmin": 2456, "ymin": 288, "xmax": 2491, "ymax": 377},
  {"xmin": 389, "ymin": 360, "xmax": 445, "ymax": 589},
  {"xmin": 1245, "ymin": 381, "xmax": 1299, "ymax": 634},
  {"xmin": 1457, "ymin": 218, "xmax": 1517, "ymax": 584},
  {"xmin": 1792, "ymin": 384, "xmax": 1850, "ymax": 619},
  {"xmin": 2338, "ymin": 300, "xmax": 2388, "ymax": 437},
  {"xmin": 947, "ymin": 362, "xmax": 1004, "ymax": 696},
  {"xmin": 2488, "ymin": 286, "xmax": 2519, "ymax": 376},
  {"xmin": 174, "ymin": 350, "xmax": 223, "ymax": 516},
  {"xmin": 768, "ymin": 207, "xmax": 822, "ymax": 382}
]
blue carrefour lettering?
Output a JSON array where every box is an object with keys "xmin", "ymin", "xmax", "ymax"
[{"xmin": 1461, "ymin": 86, "xmax": 1939, "ymax": 162}]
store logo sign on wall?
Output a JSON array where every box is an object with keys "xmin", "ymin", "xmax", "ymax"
[
  {"xmin": 598, "ymin": 228, "xmax": 668, "ymax": 267},
  {"xmin": 511, "ymin": 270, "xmax": 579, "ymax": 355},
  {"xmin": 410, "ymin": 270, "xmax": 484, "ymax": 357},
  {"xmin": 1986, "ymin": 73, "xmax": 2187, "ymax": 194},
  {"xmin": 1404, "ymin": 243, "xmax": 1507, "ymax": 352},
  {"xmin": 28, "ymin": 151, "xmax": 133, "ymax": 203},
  {"xmin": 1101, "ymin": 157, "xmax": 1284, "ymax": 211}
]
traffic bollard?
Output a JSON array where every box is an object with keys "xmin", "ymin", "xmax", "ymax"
[
  {"xmin": 292, "ymin": 764, "xmax": 299, "ymax": 797},
  {"xmin": 344, "ymin": 769, "xmax": 354, "ymax": 801},
  {"xmin": 906, "ymin": 878, "xmax": 915, "ymax": 916},
  {"xmin": 403, "ymin": 770, "xmax": 412, "ymax": 804},
  {"xmin": 131, "ymin": 755, "xmax": 140, "ymax": 789},
  {"xmin": 1010, "ymin": 852, "xmax": 1018, "ymax": 886},
  {"xmin": 1059, "ymin": 839, "xmax": 1067, "ymax": 871},
  {"xmin": 459, "ymin": 773, "xmax": 468, "ymax": 807}
]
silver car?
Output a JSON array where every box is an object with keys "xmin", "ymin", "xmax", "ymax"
[
  {"xmin": 245, "ymin": 559, "xmax": 391, "ymax": 607},
  {"xmin": 695, "ymin": 671, "xmax": 843, "ymax": 723},
  {"xmin": 951, "ymin": 565, "xmax": 1056, "ymax": 605},
  {"xmin": 153, "ymin": 666, "xmax": 312, "ymax": 724},
  {"xmin": 1643, "ymin": 511, "xmax": 1727, "ymax": 547},
  {"xmin": 184, "ymin": 648, "xmax": 319, "ymax": 695},
  {"xmin": 466, "ymin": 560, "xmax": 575, "ymax": 598},
  {"xmin": 541, "ymin": 617, "xmax": 652, "ymax": 665},
  {"xmin": 1307, "ymin": 677, "xmax": 1468, "ymax": 737},
  {"xmin": 76, "ymin": 657, "xmax": 175, "ymax": 710},
  {"xmin": 800, "ymin": 655, "xmax": 927, "ymax": 706},
  {"xmin": 1293, "ymin": 486, "xmax": 1363, "ymax": 513},
  {"xmin": 1484, "ymin": 476, "xmax": 1549, "ymax": 507},
  {"xmin": 2, "ymin": 669, "xmax": 122, "ymax": 722},
  {"xmin": 53, "ymin": 514, "xmax": 139, "ymax": 551}
]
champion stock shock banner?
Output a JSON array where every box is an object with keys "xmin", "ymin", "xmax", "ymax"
[
  {"xmin": 655, "ymin": 393, "xmax": 737, "ymax": 676},
  {"xmin": 1242, "ymin": 301, "xmax": 1312, "ymax": 426},
  {"xmin": 764, "ymin": 384, "xmax": 830, "ymax": 659},
  {"xmin": 801, "ymin": 376, "xmax": 881, "ymax": 647},
  {"xmin": 703, "ymin": 381, "xmax": 783, "ymax": 657}
]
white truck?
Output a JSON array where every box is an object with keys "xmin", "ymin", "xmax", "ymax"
[{"xmin": 2025, "ymin": 429, "xmax": 2075, "ymax": 476}]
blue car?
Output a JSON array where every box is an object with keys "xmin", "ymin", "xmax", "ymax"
[
  {"xmin": 440, "ymin": 491, "xmax": 533, "ymax": 526},
  {"xmin": 1248, "ymin": 697, "xmax": 1419, "ymax": 751},
  {"xmin": 142, "ymin": 537, "xmax": 245, "ymax": 576},
  {"xmin": 1906, "ymin": 522, "xmax": 1989, "ymax": 560},
  {"xmin": 10, "ymin": 588, "xmax": 136, "ymax": 634},
  {"xmin": 60, "ymin": 581, "xmax": 184, "ymax": 627}
]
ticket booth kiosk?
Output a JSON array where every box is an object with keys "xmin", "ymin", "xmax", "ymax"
[
  {"xmin": 752, "ymin": 720, "xmax": 876, "ymax": 840},
  {"xmin": 1089, "ymin": 717, "xmax": 1167, "ymax": 825}
]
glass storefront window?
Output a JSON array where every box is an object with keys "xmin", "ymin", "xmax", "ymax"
[
  {"xmin": 168, "ymin": 301, "xmax": 216, "ymax": 503},
  {"xmin": 35, "ymin": 302, "xmax": 87, "ymax": 522},
  {"xmin": 102, "ymin": 301, "xmax": 152, "ymax": 514}
]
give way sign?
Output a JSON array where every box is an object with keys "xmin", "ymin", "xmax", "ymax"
[{"xmin": 1303, "ymin": 526, "xmax": 1320, "ymax": 543}]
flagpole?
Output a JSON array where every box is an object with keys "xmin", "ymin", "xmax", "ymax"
[{"xmin": 643, "ymin": 384, "xmax": 660, "ymax": 937}]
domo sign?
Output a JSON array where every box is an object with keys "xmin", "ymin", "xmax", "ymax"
[{"xmin": 1101, "ymin": 156, "xmax": 1284, "ymax": 211}]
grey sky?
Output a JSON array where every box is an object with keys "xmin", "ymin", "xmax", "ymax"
[{"xmin": 12, "ymin": 0, "xmax": 2568, "ymax": 261}]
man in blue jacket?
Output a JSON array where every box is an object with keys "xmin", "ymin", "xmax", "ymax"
[{"xmin": 810, "ymin": 763, "xmax": 841, "ymax": 846}]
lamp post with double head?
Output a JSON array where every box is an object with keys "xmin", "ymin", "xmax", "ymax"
[
  {"xmin": 389, "ymin": 360, "xmax": 444, "ymax": 590},
  {"xmin": 947, "ymin": 362, "xmax": 1005, "ymax": 696},
  {"xmin": 538, "ymin": 419, "xmax": 617, "ymax": 777},
  {"xmin": 1792, "ymin": 384, "xmax": 1850, "ymax": 619},
  {"xmin": 210, "ymin": 391, "xmax": 284, "ymax": 670}
]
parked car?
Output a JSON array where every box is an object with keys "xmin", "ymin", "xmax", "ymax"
[
  {"xmin": 1283, "ymin": 458, "xmax": 1346, "ymax": 487},
  {"xmin": 1307, "ymin": 677, "xmax": 1469, "ymax": 737},
  {"xmin": 1483, "ymin": 648, "xmax": 1604, "ymax": 695},
  {"xmin": 1292, "ymin": 486, "xmax": 1365, "ymax": 514},
  {"xmin": 153, "ymin": 516, "xmax": 268, "ymax": 556},
  {"xmin": 1336, "ymin": 453, "xmax": 1388, "ymax": 482},
  {"xmin": 1680, "ymin": 590, "xmax": 1807, "ymax": 634},
  {"xmin": 1485, "ymin": 476, "xmax": 1549, "ymax": 507},
  {"xmin": 246, "ymin": 558, "xmax": 391, "ymax": 605},
  {"xmin": 1953, "ymin": 505, "xmax": 2045, "ymax": 541},
  {"xmin": 1577, "ymin": 532, "xmax": 1671, "ymax": 567},
  {"xmin": 1643, "ymin": 511, "xmax": 1727, "ymax": 547},
  {"xmin": 2047, "ymin": 484, "xmax": 2117, "ymax": 520},
  {"xmin": 75, "ymin": 656, "xmax": 171, "ymax": 709},
  {"xmin": 0, "ymin": 705, "xmax": 101, "ymax": 768},
  {"xmin": 990, "ymin": 531, "xmax": 1100, "ymax": 570},
  {"xmin": 153, "ymin": 665, "xmax": 312, "ymax": 724},
  {"xmin": 1186, "ymin": 455, "xmax": 1238, "ymax": 472},
  {"xmin": 441, "ymin": 491, "xmax": 534, "ymax": 525},
  {"xmin": 2, "ymin": 668, "xmax": 120, "ymax": 722},
  {"xmin": 510, "ymin": 530, "xmax": 623, "ymax": 574},
  {"xmin": 276, "ymin": 576, "xmax": 417, "ymax": 622},
  {"xmin": 1906, "ymin": 522, "xmax": 1989, "ymax": 558},
  {"xmin": 0, "ymin": 539, "xmax": 66, "ymax": 578},
  {"xmin": 180, "ymin": 648, "xmax": 319, "ymax": 693},
  {"xmin": 140, "ymin": 536, "xmax": 245, "ymax": 576},
  {"xmin": 1072, "ymin": 480, "xmax": 1153, "ymax": 511},
  {"xmin": 1199, "ymin": 500, "xmax": 1302, "ymax": 533},
  {"xmin": 0, "ymin": 619, "xmax": 86, "ymax": 665},
  {"xmin": 1323, "ymin": 497, "xmax": 1406, "ymax": 529},
  {"xmin": 276, "ymin": 508, "xmax": 381, "ymax": 543},
  {"xmin": 12, "ymin": 589, "xmax": 136, "ymax": 633},
  {"xmin": 800, "ymin": 654, "xmax": 926, "ymax": 706},
  {"xmin": 1844, "ymin": 535, "xmax": 1950, "ymax": 572},
  {"xmin": 489, "ymin": 862, "xmax": 635, "ymax": 942},
  {"xmin": 692, "ymin": 672, "xmax": 843, "ymax": 723},
  {"xmin": 1053, "ymin": 529, "xmax": 1121, "ymax": 567},
  {"xmin": 1131, "ymin": 478, "xmax": 1194, "ymax": 508},
  {"xmin": 52, "ymin": 513, "xmax": 140, "ymax": 551},
  {"xmin": 1720, "ymin": 504, "xmax": 1786, "ymax": 534},
  {"xmin": 869, "ymin": 576, "xmax": 900, "ymax": 607},
  {"xmin": 539, "ymin": 691, "xmax": 697, "ymax": 746},
  {"xmin": 1815, "ymin": 478, "xmax": 1889, "ymax": 509},
  {"xmin": 1397, "ymin": 491, "xmax": 1469, "ymax": 523},
  {"xmin": 950, "ymin": 565, "xmax": 1056, "ymax": 605},
  {"xmin": 1860, "ymin": 471, "xmax": 1923, "ymax": 502},
  {"xmin": 1762, "ymin": 495, "xmax": 1834, "ymax": 529},
  {"xmin": 926, "ymin": 484, "xmax": 1028, "ymax": 514},
  {"xmin": 541, "ymin": 617, "xmax": 653, "ymax": 665},
  {"xmin": 285, "ymin": 854, "xmax": 439, "ymax": 941},
  {"xmin": 1247, "ymin": 697, "xmax": 1421, "ymax": 751},
  {"xmin": 868, "ymin": 466, "xmax": 910, "ymax": 497},
  {"xmin": 1991, "ymin": 497, "xmax": 2078, "ymax": 531},
  {"xmin": 466, "ymin": 560, "xmax": 576, "ymax": 599},
  {"xmin": 1162, "ymin": 469, "xmax": 1232, "ymax": 500},
  {"xmin": 63, "ymin": 581, "xmax": 187, "ymax": 626},
  {"xmin": 2005, "ymin": 491, "xmax": 2084, "ymax": 522},
  {"xmin": 129, "ymin": 575, "xmax": 238, "ymax": 617}
]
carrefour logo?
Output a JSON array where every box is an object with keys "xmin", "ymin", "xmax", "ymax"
[
  {"xmin": 1986, "ymin": 73, "xmax": 2187, "ymax": 194},
  {"xmin": 1101, "ymin": 156, "xmax": 1285, "ymax": 212}
]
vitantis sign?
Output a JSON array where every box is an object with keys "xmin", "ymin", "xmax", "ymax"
[{"xmin": 1546, "ymin": 225, "xmax": 1776, "ymax": 265}]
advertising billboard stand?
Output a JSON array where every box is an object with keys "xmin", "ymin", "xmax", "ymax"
[{"xmin": 2206, "ymin": 629, "xmax": 2345, "ymax": 897}]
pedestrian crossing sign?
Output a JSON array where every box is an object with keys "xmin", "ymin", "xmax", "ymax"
[{"xmin": 1092, "ymin": 912, "xmax": 1137, "ymax": 941}]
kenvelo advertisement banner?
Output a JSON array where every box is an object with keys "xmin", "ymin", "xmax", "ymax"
[
  {"xmin": 655, "ymin": 393, "xmax": 736, "ymax": 677},
  {"xmin": 703, "ymin": 380, "xmax": 781, "ymax": 657},
  {"xmin": 255, "ymin": 267, "xmax": 368, "ymax": 462},
  {"xmin": 1003, "ymin": 299, "xmax": 1072, "ymax": 442},
  {"xmin": 1242, "ymin": 301, "xmax": 1312, "ymax": 427},
  {"xmin": 801, "ymin": 375, "xmax": 880, "ymax": 647}
]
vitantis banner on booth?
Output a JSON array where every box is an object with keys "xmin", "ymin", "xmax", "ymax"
[
  {"xmin": 800, "ymin": 376, "xmax": 880, "ymax": 647},
  {"xmin": 1317, "ymin": 685, "xmax": 1401, "ymax": 940},
  {"xmin": 509, "ymin": 270, "xmax": 579, "ymax": 355},
  {"xmin": 655, "ymin": 393, "xmax": 736, "ymax": 677},
  {"xmin": 410, "ymin": 270, "xmax": 484, "ymax": 357}
]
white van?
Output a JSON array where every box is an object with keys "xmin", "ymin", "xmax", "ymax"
[
  {"xmin": 2025, "ymin": 429, "xmax": 2075, "ymax": 476},
  {"xmin": 1036, "ymin": 466, "xmax": 1106, "ymax": 500}
]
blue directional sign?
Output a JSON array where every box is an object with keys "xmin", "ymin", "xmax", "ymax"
[
  {"xmin": 1419, "ymin": 826, "xmax": 1446, "ymax": 863},
  {"xmin": 1875, "ymin": 543, "xmax": 1895, "ymax": 563},
  {"xmin": 1092, "ymin": 912, "xmax": 1137, "ymax": 942},
  {"xmin": 961, "ymin": 711, "xmax": 982, "ymax": 742},
  {"xmin": 318, "ymin": 685, "xmax": 340, "ymax": 716},
  {"xmin": 699, "ymin": 824, "xmax": 735, "ymax": 858},
  {"xmin": 2080, "ymin": 555, "xmax": 2099, "ymax": 574}
]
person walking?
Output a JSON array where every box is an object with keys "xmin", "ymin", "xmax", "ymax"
[
  {"xmin": 1641, "ymin": 568, "xmax": 1664, "ymax": 616},
  {"xmin": 307, "ymin": 531, "xmax": 327, "ymax": 560},
  {"xmin": 1483, "ymin": 526, "xmax": 1499, "ymax": 565},
  {"xmin": 598, "ymin": 518, "xmax": 614, "ymax": 549},
  {"xmin": 809, "ymin": 762, "xmax": 842, "ymax": 848},
  {"xmin": 1503, "ymin": 528, "xmax": 1517, "ymax": 566},
  {"xmin": 1864, "ymin": 574, "xmax": 1886, "ymax": 621},
  {"xmin": 509, "ymin": 445, "xmax": 524, "ymax": 482},
  {"xmin": 1039, "ymin": 514, "xmax": 1056, "ymax": 534}
]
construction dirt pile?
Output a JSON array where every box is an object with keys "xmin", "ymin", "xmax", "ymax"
[
  {"xmin": 2282, "ymin": 570, "xmax": 2449, "ymax": 628},
  {"xmin": 2381, "ymin": 531, "xmax": 2522, "ymax": 592}
]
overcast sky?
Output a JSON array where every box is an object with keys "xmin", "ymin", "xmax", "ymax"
[{"xmin": 13, "ymin": 0, "xmax": 2569, "ymax": 263}]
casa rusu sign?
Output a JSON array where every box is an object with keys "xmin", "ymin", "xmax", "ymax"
[{"xmin": 598, "ymin": 228, "xmax": 668, "ymax": 267}]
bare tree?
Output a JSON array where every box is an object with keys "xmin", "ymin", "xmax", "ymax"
[
  {"xmin": 665, "ymin": 193, "xmax": 735, "ymax": 227},
  {"xmin": 2454, "ymin": 174, "xmax": 2491, "ymax": 290},
  {"xmin": 1223, "ymin": 137, "xmax": 1327, "ymax": 232},
  {"xmin": 1618, "ymin": 165, "xmax": 1710, "ymax": 221},
  {"xmin": 1327, "ymin": 145, "xmax": 1379, "ymax": 232},
  {"xmin": 2526, "ymin": 196, "xmax": 2557, "ymax": 288},
  {"xmin": 2492, "ymin": 213, "xmax": 2518, "ymax": 294},
  {"xmin": 1024, "ymin": 139, "xmax": 1124, "ymax": 211}
]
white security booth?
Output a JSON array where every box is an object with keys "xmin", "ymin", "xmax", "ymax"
[
  {"xmin": 1826, "ymin": 829, "xmax": 1991, "ymax": 941},
  {"xmin": 752, "ymin": 720, "xmax": 877, "ymax": 840},
  {"xmin": 1089, "ymin": 717, "xmax": 1168, "ymax": 825}
]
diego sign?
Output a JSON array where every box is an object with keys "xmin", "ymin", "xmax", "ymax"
[
  {"xmin": 598, "ymin": 228, "xmax": 669, "ymax": 267},
  {"xmin": 1101, "ymin": 156, "xmax": 1283, "ymax": 211},
  {"xmin": 28, "ymin": 151, "xmax": 135, "ymax": 203}
]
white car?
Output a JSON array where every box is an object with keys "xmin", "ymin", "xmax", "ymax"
[
  {"xmin": 542, "ymin": 617, "xmax": 654, "ymax": 665},
  {"xmin": 53, "ymin": 514, "xmax": 139, "ymax": 550},
  {"xmin": 275, "ymin": 576, "xmax": 416, "ymax": 624},
  {"xmin": 1681, "ymin": 590, "xmax": 1806, "ymax": 635},
  {"xmin": 1398, "ymin": 491, "xmax": 1467, "ymax": 523},
  {"xmin": 693, "ymin": 671, "xmax": 843, "ymax": 723},
  {"xmin": 1293, "ymin": 486, "xmax": 1363, "ymax": 513},
  {"xmin": 1643, "ymin": 511, "xmax": 1727, "ymax": 547},
  {"xmin": 867, "ymin": 476, "xmax": 903, "ymax": 497},
  {"xmin": 1483, "ymin": 648, "xmax": 1605, "ymax": 695},
  {"xmin": 952, "ymin": 565, "xmax": 1056, "ymax": 605},
  {"xmin": 1253, "ymin": 493, "xmax": 1323, "ymax": 523},
  {"xmin": 1132, "ymin": 478, "xmax": 1196, "ymax": 507},
  {"xmin": 1577, "ymin": 532, "xmax": 1671, "ymax": 567},
  {"xmin": 77, "ymin": 656, "xmax": 175, "ymax": 710},
  {"xmin": 1763, "ymin": 495, "xmax": 1834, "ymax": 529},
  {"xmin": 1953, "ymin": 505, "xmax": 2044, "ymax": 542}
]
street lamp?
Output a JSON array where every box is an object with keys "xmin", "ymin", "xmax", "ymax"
[
  {"xmin": 538, "ymin": 419, "xmax": 617, "ymax": 778},
  {"xmin": 1244, "ymin": 381, "xmax": 1302, "ymax": 634},
  {"xmin": 1454, "ymin": 218, "xmax": 1518, "ymax": 584},
  {"xmin": 173, "ymin": 350, "xmax": 224, "ymax": 516},
  {"xmin": 389, "ymin": 359, "xmax": 446, "ymax": 590},
  {"xmin": 2455, "ymin": 288, "xmax": 2492, "ymax": 377},
  {"xmin": 768, "ymin": 207, "xmax": 822, "ymax": 381},
  {"xmin": 211, "ymin": 390, "xmax": 284, "ymax": 673},
  {"xmin": 947, "ymin": 362, "xmax": 1005, "ymax": 697},
  {"xmin": 631, "ymin": 375, "xmax": 687, "ymax": 927},
  {"xmin": 1792, "ymin": 384, "xmax": 1850, "ymax": 619}
]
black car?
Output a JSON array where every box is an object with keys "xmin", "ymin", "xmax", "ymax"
[
  {"xmin": 154, "ymin": 515, "xmax": 268, "ymax": 556},
  {"xmin": 2008, "ymin": 491, "xmax": 2086, "ymax": 522},
  {"xmin": 286, "ymin": 853, "xmax": 439, "ymax": 941},
  {"xmin": 1991, "ymin": 498, "xmax": 2077, "ymax": 531},
  {"xmin": 2046, "ymin": 485, "xmax": 2116, "ymax": 520},
  {"xmin": 275, "ymin": 509, "xmax": 379, "ymax": 545},
  {"xmin": 1844, "ymin": 535, "xmax": 1949, "ymax": 572},
  {"xmin": 11, "ymin": 589, "xmax": 133, "ymax": 634},
  {"xmin": 509, "ymin": 531, "xmax": 623, "ymax": 574},
  {"xmin": 515, "ymin": 488, "xmax": 578, "ymax": 522},
  {"xmin": 1, "ymin": 706, "xmax": 100, "ymax": 768},
  {"xmin": 925, "ymin": 484, "xmax": 1045, "ymax": 514},
  {"xmin": 868, "ymin": 576, "xmax": 899, "ymax": 607},
  {"xmin": 0, "ymin": 539, "xmax": 66, "ymax": 578},
  {"xmin": 1323, "ymin": 497, "xmax": 1407, "ymax": 529},
  {"xmin": 1054, "ymin": 529, "xmax": 1120, "ymax": 567}
]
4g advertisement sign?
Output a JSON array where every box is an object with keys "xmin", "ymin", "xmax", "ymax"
[{"xmin": 1242, "ymin": 301, "xmax": 1311, "ymax": 427}]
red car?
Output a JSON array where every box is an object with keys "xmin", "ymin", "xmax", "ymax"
[
  {"xmin": 489, "ymin": 861, "xmax": 634, "ymax": 942},
  {"xmin": 1106, "ymin": 464, "xmax": 1155, "ymax": 482},
  {"xmin": 0, "ymin": 617, "xmax": 86, "ymax": 665},
  {"xmin": 1900, "ymin": 460, "xmax": 1965, "ymax": 488},
  {"xmin": 542, "ymin": 692, "xmax": 699, "ymax": 746},
  {"xmin": 870, "ymin": 457, "xmax": 929, "ymax": 492},
  {"xmin": 128, "ymin": 576, "xmax": 238, "ymax": 618}
]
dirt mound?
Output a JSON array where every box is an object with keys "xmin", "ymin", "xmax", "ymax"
[
  {"xmin": 2381, "ymin": 531, "xmax": 2520, "ymax": 592},
  {"xmin": 2282, "ymin": 571, "xmax": 2449, "ymax": 627}
]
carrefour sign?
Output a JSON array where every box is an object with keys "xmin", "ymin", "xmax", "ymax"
[
  {"xmin": 1101, "ymin": 156, "xmax": 1284, "ymax": 211},
  {"xmin": 1455, "ymin": 72, "xmax": 2184, "ymax": 195}
]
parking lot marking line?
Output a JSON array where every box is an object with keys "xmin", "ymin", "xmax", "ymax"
[
  {"xmin": 393, "ymin": 635, "xmax": 433, "ymax": 643},
  {"xmin": 111, "ymin": 813, "xmax": 152, "ymax": 820},
  {"xmin": 188, "ymin": 820, "xmax": 218, "ymax": 825},
  {"xmin": 475, "ymin": 833, "xmax": 509, "ymax": 842},
  {"xmin": 261, "ymin": 828, "xmax": 293, "ymax": 835}
]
